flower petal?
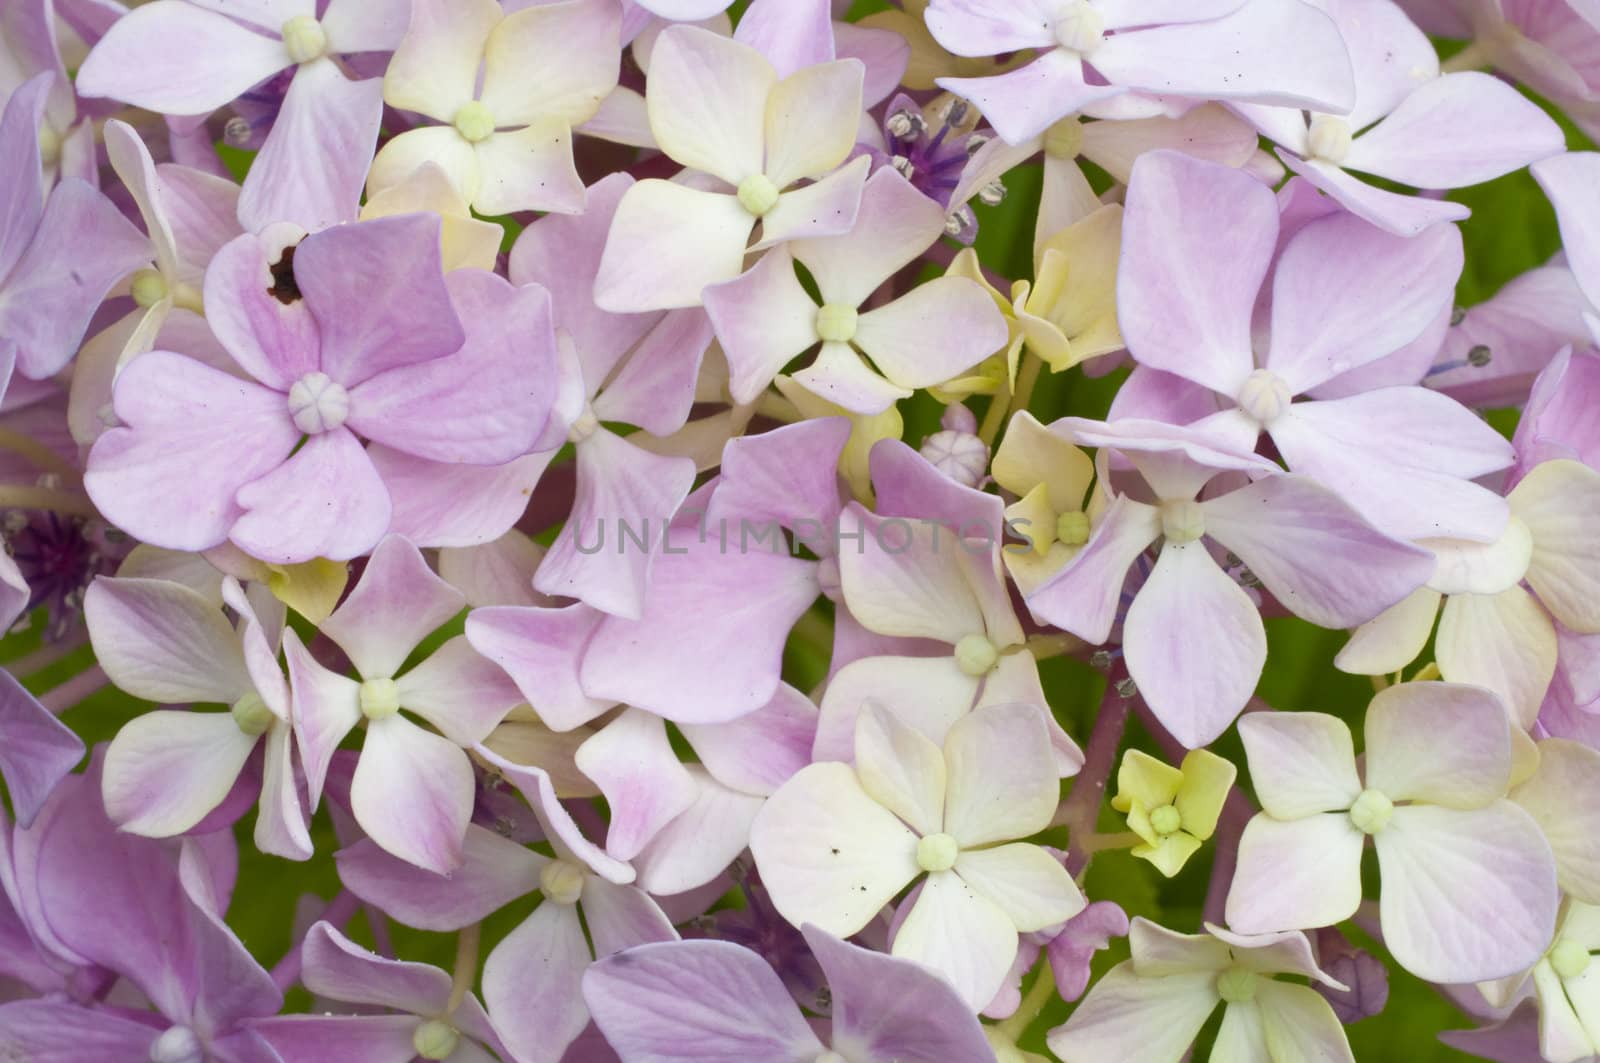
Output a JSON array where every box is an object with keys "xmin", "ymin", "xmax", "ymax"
[
  {"xmin": 762, "ymin": 58, "xmax": 862, "ymax": 189},
  {"xmin": 575, "ymin": 709, "xmax": 699, "ymax": 861},
  {"xmin": 1125, "ymin": 542, "xmax": 1266, "ymax": 749},
  {"xmin": 481, "ymin": 0, "xmax": 620, "ymax": 128},
  {"xmin": 323, "ymin": 534, "xmax": 466, "ymax": 679},
  {"xmin": 381, "ymin": 0, "xmax": 496, "ymax": 119},
  {"xmin": 1225, "ymin": 813, "xmax": 1365, "ymax": 934},
  {"xmin": 646, "ymin": 26, "xmax": 773, "ymax": 185},
  {"xmin": 1237, "ymin": 712, "xmax": 1361, "ymax": 819},
  {"xmin": 854, "ymin": 702, "xmax": 947, "ymax": 838},
  {"xmin": 748, "ymin": 762, "xmax": 920, "ymax": 937},
  {"xmin": 299, "ymin": 921, "xmax": 453, "ymax": 1015},
  {"xmin": 1362, "ymin": 681, "xmax": 1512, "ymax": 808},
  {"xmin": 483, "ymin": 902, "xmax": 592, "ymax": 1063},
  {"xmin": 394, "ymin": 636, "xmax": 521, "ymax": 746},
  {"xmin": 954, "ymin": 843, "xmax": 1084, "ymax": 932},
  {"xmin": 1511, "ymin": 459, "xmax": 1600, "ymax": 632},
  {"xmin": 84, "ymin": 576, "xmax": 251, "ymax": 704},
  {"xmin": 1026, "ymin": 492, "xmax": 1161, "ymax": 642},
  {"xmin": 351, "ymin": 716, "xmax": 474, "ymax": 874},
  {"xmin": 230, "ymin": 429, "xmax": 393, "ymax": 565},
  {"xmin": 102, "ymin": 710, "xmax": 258, "ymax": 837},
  {"xmin": 1255, "ymin": 980, "xmax": 1356, "ymax": 1063},
  {"xmin": 892, "ymin": 868, "xmax": 1017, "ymax": 1009},
  {"xmin": 943, "ymin": 703, "xmax": 1058, "ymax": 846},
  {"xmin": 1376, "ymin": 802, "xmax": 1558, "ymax": 982},
  {"xmin": 1047, "ymin": 961, "xmax": 1218, "ymax": 1063},
  {"xmin": 1511, "ymin": 739, "xmax": 1600, "ymax": 903},
  {"xmin": 594, "ymin": 181, "xmax": 754, "ymax": 312},
  {"xmin": 1435, "ymin": 586, "xmax": 1558, "ymax": 729}
]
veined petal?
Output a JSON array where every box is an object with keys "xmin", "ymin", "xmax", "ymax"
[
  {"xmin": 1511, "ymin": 459, "xmax": 1600, "ymax": 633},
  {"xmin": 394, "ymin": 636, "xmax": 521, "ymax": 746},
  {"xmin": 1225, "ymin": 813, "xmax": 1365, "ymax": 934},
  {"xmin": 748, "ymin": 762, "xmax": 920, "ymax": 937},
  {"xmin": 575, "ymin": 709, "xmax": 698, "ymax": 861},
  {"xmin": 854, "ymin": 703, "xmax": 947, "ymax": 838},
  {"xmin": 382, "ymin": 0, "xmax": 496, "ymax": 119},
  {"xmin": 646, "ymin": 26, "xmax": 773, "ymax": 185},
  {"xmin": 1026, "ymin": 492, "xmax": 1161, "ymax": 643},
  {"xmin": 257, "ymin": 721, "xmax": 313, "ymax": 861},
  {"xmin": 1362, "ymin": 681, "xmax": 1512, "ymax": 809},
  {"xmin": 483, "ymin": 903, "xmax": 592, "ymax": 1063},
  {"xmin": 763, "ymin": 58, "xmax": 863, "ymax": 189},
  {"xmin": 323, "ymin": 534, "xmax": 466, "ymax": 680},
  {"xmin": 336, "ymin": 825, "xmax": 545, "ymax": 931},
  {"xmin": 101, "ymin": 710, "xmax": 258, "ymax": 837},
  {"xmin": 230, "ymin": 429, "xmax": 393, "ymax": 565},
  {"xmin": 704, "ymin": 245, "xmax": 820, "ymax": 406},
  {"xmin": 1118, "ymin": 150, "xmax": 1273, "ymax": 396},
  {"xmin": 1255, "ymin": 980, "xmax": 1356, "ymax": 1063},
  {"xmin": 298, "ymin": 921, "xmax": 453, "ymax": 1014},
  {"xmin": 1436, "ymin": 586, "xmax": 1558, "ymax": 729},
  {"xmin": 1511, "ymin": 739, "xmax": 1600, "ymax": 903},
  {"xmin": 594, "ymin": 181, "xmax": 754, "ymax": 311},
  {"xmin": 351, "ymin": 716, "xmax": 474, "ymax": 874},
  {"xmin": 466, "ymin": 604, "xmax": 614, "ymax": 732},
  {"xmin": 943, "ymin": 703, "xmax": 1058, "ymax": 847},
  {"xmin": 482, "ymin": 0, "xmax": 620, "ymax": 128},
  {"xmin": 582, "ymin": 940, "xmax": 823, "ymax": 1063},
  {"xmin": 954, "ymin": 843, "xmax": 1084, "ymax": 932},
  {"xmin": 471, "ymin": 120, "xmax": 586, "ymax": 216},
  {"xmin": 1335, "ymin": 587, "xmax": 1440, "ymax": 676},
  {"xmin": 1376, "ymin": 802, "xmax": 1558, "ymax": 982},
  {"xmin": 1343, "ymin": 72, "xmax": 1565, "ymax": 189},
  {"xmin": 84, "ymin": 576, "xmax": 251, "ymax": 704},
  {"xmin": 854, "ymin": 277, "xmax": 1009, "ymax": 392},
  {"xmin": 892, "ymin": 868, "xmax": 1017, "ymax": 1009},
  {"xmin": 1046, "ymin": 961, "xmax": 1219, "ymax": 1063},
  {"xmin": 1200, "ymin": 474, "xmax": 1432, "ymax": 629},
  {"xmin": 1237, "ymin": 712, "xmax": 1362, "ymax": 819},
  {"xmin": 75, "ymin": 3, "xmax": 291, "ymax": 115},
  {"xmin": 284, "ymin": 628, "xmax": 363, "ymax": 808},
  {"xmin": 1124, "ymin": 542, "xmax": 1267, "ymax": 749}
]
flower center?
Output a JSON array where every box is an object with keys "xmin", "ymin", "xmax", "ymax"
[
  {"xmin": 541, "ymin": 859, "xmax": 586, "ymax": 904},
  {"xmin": 453, "ymin": 101, "xmax": 496, "ymax": 143},
  {"xmin": 1053, "ymin": 2, "xmax": 1105, "ymax": 54},
  {"xmin": 149, "ymin": 1026, "xmax": 203, "ymax": 1063},
  {"xmin": 568, "ymin": 406, "xmax": 601, "ymax": 445},
  {"xmin": 281, "ymin": 15, "xmax": 327, "ymax": 64},
  {"xmin": 1550, "ymin": 938, "xmax": 1592, "ymax": 979},
  {"xmin": 1150, "ymin": 803, "xmax": 1182, "ymax": 836},
  {"xmin": 231, "ymin": 692, "xmax": 274, "ymax": 737},
  {"xmin": 1159, "ymin": 499, "xmax": 1205, "ymax": 544},
  {"xmin": 815, "ymin": 303, "xmax": 859, "ymax": 343},
  {"xmin": 954, "ymin": 633, "xmax": 999, "ymax": 676},
  {"xmin": 737, "ymin": 174, "xmax": 781, "ymax": 217},
  {"xmin": 131, "ymin": 268, "xmax": 168, "ymax": 309},
  {"xmin": 1349, "ymin": 788, "xmax": 1394, "ymax": 834},
  {"xmin": 412, "ymin": 1020, "xmax": 461, "ymax": 1061},
  {"xmin": 1236, "ymin": 368, "xmax": 1291, "ymax": 426},
  {"xmin": 359, "ymin": 677, "xmax": 401, "ymax": 721},
  {"xmin": 916, "ymin": 832, "xmax": 960, "ymax": 872},
  {"xmin": 287, "ymin": 372, "xmax": 350, "ymax": 435},
  {"xmin": 1215, "ymin": 966, "xmax": 1259, "ymax": 1004},
  {"xmin": 1056, "ymin": 510, "xmax": 1090, "ymax": 547},
  {"xmin": 1043, "ymin": 117, "xmax": 1085, "ymax": 160},
  {"xmin": 1307, "ymin": 115, "xmax": 1353, "ymax": 164}
]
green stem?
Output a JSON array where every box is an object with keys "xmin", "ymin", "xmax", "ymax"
[
  {"xmin": 995, "ymin": 960, "xmax": 1059, "ymax": 1043},
  {"xmin": 448, "ymin": 923, "xmax": 481, "ymax": 1012},
  {"xmin": 0, "ymin": 486, "xmax": 96, "ymax": 519}
]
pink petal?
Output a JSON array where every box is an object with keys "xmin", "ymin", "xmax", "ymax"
[
  {"xmin": 395, "ymin": 636, "xmax": 522, "ymax": 746},
  {"xmin": 1534, "ymin": 153, "xmax": 1600, "ymax": 313},
  {"xmin": 347, "ymin": 270, "xmax": 556, "ymax": 464},
  {"xmin": 1124, "ymin": 542, "xmax": 1266, "ymax": 748},
  {"xmin": 582, "ymin": 940, "xmax": 823, "ymax": 1063},
  {"xmin": 0, "ymin": 670, "xmax": 84, "ymax": 828},
  {"xmin": 83, "ymin": 576, "xmax": 251, "ymax": 704},
  {"xmin": 1363, "ymin": 682, "xmax": 1513, "ymax": 807},
  {"xmin": 938, "ymin": 51, "xmax": 1121, "ymax": 145},
  {"xmin": 74, "ymin": 3, "xmax": 290, "ymax": 114},
  {"xmin": 1047, "ymin": 962, "xmax": 1219, "ymax": 1063},
  {"xmin": 891, "ymin": 867, "xmax": 1018, "ymax": 1009},
  {"xmin": 0, "ymin": 75, "xmax": 49, "ymax": 280},
  {"xmin": 1344, "ymin": 72, "xmax": 1565, "ymax": 190},
  {"xmin": 351, "ymin": 716, "xmax": 474, "ymax": 873},
  {"xmin": 575, "ymin": 709, "xmax": 698, "ymax": 861},
  {"xmin": 1376, "ymin": 802, "xmax": 1558, "ymax": 982},
  {"xmin": 1119, "ymin": 150, "xmax": 1275, "ymax": 396},
  {"xmin": 484, "ymin": 903, "xmax": 593, "ymax": 1063},
  {"xmin": 1226, "ymin": 813, "xmax": 1366, "ymax": 933},
  {"xmin": 230, "ymin": 429, "xmax": 393, "ymax": 564},
  {"xmin": 202, "ymin": 231, "xmax": 323, "ymax": 391},
  {"xmin": 369, "ymin": 446, "xmax": 553, "ymax": 549},
  {"xmin": 593, "ymin": 181, "xmax": 754, "ymax": 312},
  {"xmin": 1277, "ymin": 153, "xmax": 1470, "ymax": 237},
  {"xmin": 85, "ymin": 352, "xmax": 299, "ymax": 552},
  {"xmin": 923, "ymin": 0, "xmax": 1061, "ymax": 55},
  {"xmin": 284, "ymin": 629, "xmax": 363, "ymax": 810},
  {"xmin": 631, "ymin": 768, "xmax": 766, "ymax": 895},
  {"xmin": 1265, "ymin": 212, "xmax": 1463, "ymax": 394},
  {"xmin": 1237, "ymin": 711, "xmax": 1362, "ymax": 819},
  {"xmin": 1200, "ymin": 474, "xmax": 1433, "ymax": 628},
  {"xmin": 237, "ymin": 58, "xmax": 382, "ymax": 233},
  {"xmin": 336, "ymin": 825, "xmax": 544, "ymax": 931},
  {"xmin": 812, "ymin": 654, "xmax": 979, "ymax": 765},
  {"xmin": 299, "ymin": 921, "xmax": 453, "ymax": 1014},
  {"xmin": 323, "ymin": 534, "xmax": 465, "ymax": 678},
  {"xmin": 680, "ymin": 683, "xmax": 817, "ymax": 796},
  {"xmin": 1025, "ymin": 492, "xmax": 1161, "ymax": 643},
  {"xmin": 465, "ymin": 603, "xmax": 615, "ymax": 732},
  {"xmin": 704, "ymin": 245, "xmax": 820, "ymax": 406},
  {"xmin": 752, "ymin": 153, "xmax": 871, "ymax": 249}
]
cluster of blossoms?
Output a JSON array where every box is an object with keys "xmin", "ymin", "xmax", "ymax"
[{"xmin": 2, "ymin": 0, "xmax": 1600, "ymax": 1059}]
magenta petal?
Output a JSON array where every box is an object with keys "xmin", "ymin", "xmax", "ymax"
[
  {"xmin": 0, "ymin": 669, "xmax": 83, "ymax": 828},
  {"xmin": 85, "ymin": 352, "xmax": 300, "ymax": 553},
  {"xmin": 248, "ymin": 1014, "xmax": 425, "ymax": 1063},
  {"xmin": 680, "ymin": 683, "xmax": 817, "ymax": 796},
  {"xmin": 230, "ymin": 428, "xmax": 393, "ymax": 564},
  {"xmin": 535, "ymin": 430, "xmax": 697, "ymax": 619},
  {"xmin": 237, "ymin": 58, "xmax": 383, "ymax": 234},
  {"xmin": 575, "ymin": 709, "xmax": 698, "ymax": 861},
  {"xmin": 582, "ymin": 940, "xmax": 825, "ymax": 1063},
  {"xmin": 2, "ymin": 177, "xmax": 152, "ymax": 379},
  {"xmin": 299, "ymin": 921, "xmax": 454, "ymax": 1014},
  {"xmin": 0, "ymin": 999, "xmax": 158, "ymax": 1060},
  {"xmin": 335, "ymin": 825, "xmax": 543, "ymax": 931},
  {"xmin": 295, "ymin": 213, "xmax": 465, "ymax": 387},
  {"xmin": 806, "ymin": 925, "xmax": 994, "ymax": 1063},
  {"xmin": 1026, "ymin": 493, "xmax": 1160, "ymax": 643},
  {"xmin": 349, "ymin": 271, "xmax": 556, "ymax": 464}
]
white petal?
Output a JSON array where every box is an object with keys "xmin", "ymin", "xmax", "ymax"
[
  {"xmin": 892, "ymin": 869, "xmax": 1017, "ymax": 1009},
  {"xmin": 84, "ymin": 577, "xmax": 250, "ymax": 705},
  {"xmin": 1362, "ymin": 681, "xmax": 1512, "ymax": 808},
  {"xmin": 954, "ymin": 843, "xmax": 1084, "ymax": 932},
  {"xmin": 1225, "ymin": 813, "xmax": 1365, "ymax": 934},
  {"xmin": 1512, "ymin": 739, "xmax": 1600, "ymax": 904},
  {"xmin": 102, "ymin": 711, "xmax": 257, "ymax": 836},
  {"xmin": 1436, "ymin": 586, "xmax": 1558, "ymax": 729},
  {"xmin": 762, "ymin": 59, "xmax": 863, "ymax": 189},
  {"xmin": 1335, "ymin": 587, "xmax": 1440, "ymax": 677},
  {"xmin": 646, "ymin": 25, "xmax": 773, "ymax": 185},
  {"xmin": 1046, "ymin": 961, "xmax": 1218, "ymax": 1063},
  {"xmin": 854, "ymin": 703, "xmax": 946, "ymax": 838},
  {"xmin": 942, "ymin": 703, "xmax": 1058, "ymax": 847},
  {"xmin": 1255, "ymin": 980, "xmax": 1356, "ymax": 1063},
  {"xmin": 1511, "ymin": 459, "xmax": 1600, "ymax": 632}
]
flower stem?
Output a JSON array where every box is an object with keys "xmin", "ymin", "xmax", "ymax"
[
  {"xmin": 38, "ymin": 663, "xmax": 105, "ymax": 713},
  {"xmin": 0, "ymin": 485, "xmax": 97, "ymax": 519},
  {"xmin": 0, "ymin": 429, "xmax": 78, "ymax": 481},
  {"xmin": 1060, "ymin": 664, "xmax": 1133, "ymax": 875},
  {"xmin": 448, "ymin": 922, "xmax": 482, "ymax": 1011},
  {"xmin": 1441, "ymin": 40, "xmax": 1488, "ymax": 73},
  {"xmin": 3, "ymin": 629, "xmax": 87, "ymax": 677}
]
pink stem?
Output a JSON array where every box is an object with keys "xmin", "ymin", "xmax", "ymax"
[
  {"xmin": 1061, "ymin": 663, "xmax": 1132, "ymax": 876},
  {"xmin": 38, "ymin": 663, "xmax": 106, "ymax": 714}
]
